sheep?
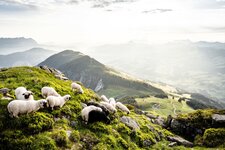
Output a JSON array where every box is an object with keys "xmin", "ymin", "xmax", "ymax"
[
  {"xmin": 46, "ymin": 95, "xmax": 71, "ymax": 110},
  {"xmin": 15, "ymin": 87, "xmax": 34, "ymax": 100},
  {"xmin": 7, "ymin": 99, "xmax": 47, "ymax": 118},
  {"xmin": 116, "ymin": 102, "xmax": 130, "ymax": 114},
  {"xmin": 87, "ymin": 101, "xmax": 110, "ymax": 115},
  {"xmin": 100, "ymin": 101, "xmax": 117, "ymax": 114},
  {"xmin": 41, "ymin": 86, "xmax": 60, "ymax": 98},
  {"xmin": 101, "ymin": 95, "xmax": 109, "ymax": 103},
  {"xmin": 88, "ymin": 110, "xmax": 110, "ymax": 124},
  {"xmin": 81, "ymin": 105, "xmax": 102, "ymax": 124},
  {"xmin": 109, "ymin": 97, "xmax": 116, "ymax": 108},
  {"xmin": 71, "ymin": 82, "xmax": 84, "ymax": 94}
]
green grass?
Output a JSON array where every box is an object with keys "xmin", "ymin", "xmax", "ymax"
[
  {"xmin": 0, "ymin": 66, "xmax": 175, "ymax": 150},
  {"xmin": 136, "ymin": 96, "xmax": 194, "ymax": 117},
  {"xmin": 0, "ymin": 66, "xmax": 224, "ymax": 149}
]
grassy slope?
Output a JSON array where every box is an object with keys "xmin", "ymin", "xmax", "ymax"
[
  {"xmin": 38, "ymin": 50, "xmax": 165, "ymax": 98},
  {"xmin": 0, "ymin": 66, "xmax": 181, "ymax": 150},
  {"xmin": 136, "ymin": 97, "xmax": 194, "ymax": 117}
]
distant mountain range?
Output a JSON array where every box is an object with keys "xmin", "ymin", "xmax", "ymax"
[
  {"xmin": 88, "ymin": 41, "xmax": 225, "ymax": 101},
  {"xmin": 0, "ymin": 48, "xmax": 56, "ymax": 68},
  {"xmin": 0, "ymin": 37, "xmax": 38, "ymax": 54},
  {"xmin": 38, "ymin": 50, "xmax": 165, "ymax": 98},
  {"xmin": 38, "ymin": 50, "xmax": 225, "ymax": 109}
]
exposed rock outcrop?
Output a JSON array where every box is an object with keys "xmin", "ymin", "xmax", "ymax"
[
  {"xmin": 167, "ymin": 136, "xmax": 193, "ymax": 147},
  {"xmin": 120, "ymin": 116, "xmax": 140, "ymax": 130}
]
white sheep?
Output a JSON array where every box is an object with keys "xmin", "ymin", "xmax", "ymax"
[
  {"xmin": 100, "ymin": 101, "xmax": 117, "ymax": 113},
  {"xmin": 116, "ymin": 102, "xmax": 130, "ymax": 114},
  {"xmin": 46, "ymin": 94, "xmax": 71, "ymax": 110},
  {"xmin": 41, "ymin": 86, "xmax": 60, "ymax": 98},
  {"xmin": 71, "ymin": 82, "xmax": 84, "ymax": 94},
  {"xmin": 109, "ymin": 97, "xmax": 116, "ymax": 108},
  {"xmin": 7, "ymin": 99, "xmax": 47, "ymax": 118},
  {"xmin": 101, "ymin": 95, "xmax": 109, "ymax": 103},
  {"xmin": 81, "ymin": 105, "xmax": 102, "ymax": 123},
  {"xmin": 15, "ymin": 87, "xmax": 34, "ymax": 100}
]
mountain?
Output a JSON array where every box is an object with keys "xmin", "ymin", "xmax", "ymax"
[
  {"xmin": 87, "ymin": 41, "xmax": 225, "ymax": 101},
  {"xmin": 1, "ymin": 67, "xmax": 225, "ymax": 149},
  {"xmin": 0, "ymin": 37, "xmax": 38, "ymax": 54},
  {"xmin": 39, "ymin": 50, "xmax": 164, "ymax": 98},
  {"xmin": 39, "ymin": 50, "xmax": 224, "ymax": 109},
  {"xmin": 0, "ymin": 48, "xmax": 57, "ymax": 68}
]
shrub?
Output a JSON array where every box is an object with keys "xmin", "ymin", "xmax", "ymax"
[{"xmin": 203, "ymin": 128, "xmax": 225, "ymax": 147}]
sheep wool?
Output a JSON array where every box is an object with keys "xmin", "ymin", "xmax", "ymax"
[
  {"xmin": 46, "ymin": 94, "xmax": 71, "ymax": 110},
  {"xmin": 100, "ymin": 95, "xmax": 109, "ymax": 103},
  {"xmin": 116, "ymin": 102, "xmax": 130, "ymax": 114},
  {"xmin": 15, "ymin": 87, "xmax": 34, "ymax": 100},
  {"xmin": 41, "ymin": 86, "xmax": 60, "ymax": 98},
  {"xmin": 81, "ymin": 106, "xmax": 102, "ymax": 123},
  {"xmin": 88, "ymin": 110, "xmax": 110, "ymax": 124},
  {"xmin": 100, "ymin": 101, "xmax": 117, "ymax": 113},
  {"xmin": 7, "ymin": 99, "xmax": 47, "ymax": 118},
  {"xmin": 109, "ymin": 97, "xmax": 116, "ymax": 108},
  {"xmin": 71, "ymin": 82, "xmax": 84, "ymax": 94}
]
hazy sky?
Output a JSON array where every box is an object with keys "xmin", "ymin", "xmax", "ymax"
[{"xmin": 0, "ymin": 0, "xmax": 225, "ymax": 47}]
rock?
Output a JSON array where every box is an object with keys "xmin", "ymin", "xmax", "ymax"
[
  {"xmin": 154, "ymin": 117, "xmax": 166, "ymax": 127},
  {"xmin": 0, "ymin": 88, "xmax": 10, "ymax": 94},
  {"xmin": 39, "ymin": 65, "xmax": 69, "ymax": 80},
  {"xmin": 168, "ymin": 142, "xmax": 177, "ymax": 147},
  {"xmin": 212, "ymin": 114, "xmax": 225, "ymax": 123},
  {"xmin": 66, "ymin": 130, "xmax": 72, "ymax": 138},
  {"xmin": 170, "ymin": 119, "xmax": 184, "ymax": 130},
  {"xmin": 143, "ymin": 140, "xmax": 152, "ymax": 147},
  {"xmin": 70, "ymin": 121, "xmax": 77, "ymax": 127},
  {"xmin": 167, "ymin": 136, "xmax": 193, "ymax": 147},
  {"xmin": 120, "ymin": 116, "xmax": 140, "ymax": 130},
  {"xmin": 146, "ymin": 113, "xmax": 157, "ymax": 119}
]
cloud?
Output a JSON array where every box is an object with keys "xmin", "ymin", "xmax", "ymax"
[
  {"xmin": 142, "ymin": 9, "xmax": 173, "ymax": 14},
  {"xmin": 91, "ymin": 0, "xmax": 138, "ymax": 8},
  {"xmin": 0, "ymin": 0, "xmax": 38, "ymax": 12},
  {"xmin": 203, "ymin": 26, "xmax": 225, "ymax": 32}
]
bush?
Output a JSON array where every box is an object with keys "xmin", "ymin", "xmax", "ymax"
[{"xmin": 203, "ymin": 128, "xmax": 225, "ymax": 147}]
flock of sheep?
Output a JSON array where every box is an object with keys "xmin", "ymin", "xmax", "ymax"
[{"xmin": 6, "ymin": 82, "xmax": 130, "ymax": 124}]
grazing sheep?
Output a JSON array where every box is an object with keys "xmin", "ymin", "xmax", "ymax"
[
  {"xmin": 46, "ymin": 95, "xmax": 71, "ymax": 110},
  {"xmin": 81, "ymin": 106, "xmax": 102, "ymax": 124},
  {"xmin": 41, "ymin": 86, "xmax": 60, "ymax": 98},
  {"xmin": 116, "ymin": 102, "xmax": 130, "ymax": 114},
  {"xmin": 88, "ymin": 110, "xmax": 110, "ymax": 124},
  {"xmin": 101, "ymin": 95, "xmax": 109, "ymax": 103},
  {"xmin": 87, "ymin": 101, "xmax": 110, "ymax": 115},
  {"xmin": 7, "ymin": 99, "xmax": 47, "ymax": 118},
  {"xmin": 15, "ymin": 87, "xmax": 34, "ymax": 100},
  {"xmin": 100, "ymin": 101, "xmax": 117, "ymax": 113},
  {"xmin": 109, "ymin": 97, "xmax": 116, "ymax": 108},
  {"xmin": 71, "ymin": 82, "xmax": 84, "ymax": 94}
]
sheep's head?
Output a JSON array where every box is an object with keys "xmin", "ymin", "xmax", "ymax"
[
  {"xmin": 63, "ymin": 94, "xmax": 71, "ymax": 101},
  {"xmin": 39, "ymin": 99, "xmax": 48, "ymax": 108},
  {"xmin": 22, "ymin": 91, "xmax": 33, "ymax": 100}
]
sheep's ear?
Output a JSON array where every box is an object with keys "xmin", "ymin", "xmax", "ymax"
[{"xmin": 31, "ymin": 92, "xmax": 34, "ymax": 95}]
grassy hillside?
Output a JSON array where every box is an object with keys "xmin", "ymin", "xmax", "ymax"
[
  {"xmin": 38, "ymin": 50, "xmax": 165, "ymax": 98},
  {"xmin": 0, "ymin": 66, "xmax": 186, "ymax": 150},
  {"xmin": 135, "ymin": 97, "xmax": 194, "ymax": 117}
]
